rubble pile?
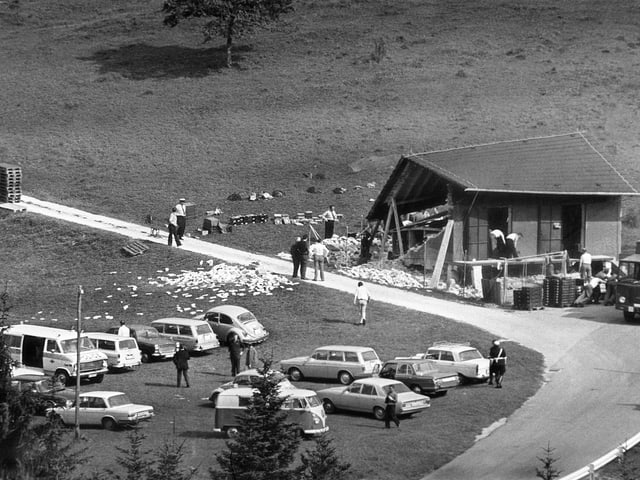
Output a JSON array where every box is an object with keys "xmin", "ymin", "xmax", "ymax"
[{"xmin": 338, "ymin": 264, "xmax": 425, "ymax": 289}]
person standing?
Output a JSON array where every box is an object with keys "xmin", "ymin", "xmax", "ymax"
[
  {"xmin": 310, "ymin": 238, "xmax": 329, "ymax": 281},
  {"xmin": 228, "ymin": 334, "xmax": 243, "ymax": 376},
  {"xmin": 353, "ymin": 281, "xmax": 371, "ymax": 326},
  {"xmin": 168, "ymin": 207, "xmax": 182, "ymax": 247},
  {"xmin": 579, "ymin": 247, "xmax": 592, "ymax": 281},
  {"xmin": 298, "ymin": 234, "xmax": 309, "ymax": 280},
  {"xmin": 505, "ymin": 232, "xmax": 523, "ymax": 258},
  {"xmin": 173, "ymin": 343, "xmax": 190, "ymax": 388},
  {"xmin": 245, "ymin": 343, "xmax": 259, "ymax": 370},
  {"xmin": 117, "ymin": 319, "xmax": 130, "ymax": 337},
  {"xmin": 384, "ymin": 385, "xmax": 400, "ymax": 429},
  {"xmin": 321, "ymin": 205, "xmax": 339, "ymax": 239},
  {"xmin": 290, "ymin": 236, "xmax": 302, "ymax": 278},
  {"xmin": 175, "ymin": 198, "xmax": 187, "ymax": 240},
  {"xmin": 488, "ymin": 340, "xmax": 507, "ymax": 388},
  {"xmin": 489, "ymin": 229, "xmax": 506, "ymax": 258}
]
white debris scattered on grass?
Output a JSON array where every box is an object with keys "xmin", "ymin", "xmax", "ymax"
[{"xmin": 338, "ymin": 264, "xmax": 425, "ymax": 289}]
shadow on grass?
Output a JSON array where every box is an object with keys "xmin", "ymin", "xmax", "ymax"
[
  {"xmin": 144, "ymin": 381, "xmax": 177, "ymax": 387},
  {"xmin": 320, "ymin": 317, "xmax": 356, "ymax": 325},
  {"xmin": 79, "ymin": 43, "xmax": 253, "ymax": 80},
  {"xmin": 180, "ymin": 430, "xmax": 220, "ymax": 439}
]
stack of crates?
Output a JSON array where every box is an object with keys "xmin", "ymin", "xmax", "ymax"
[
  {"xmin": 0, "ymin": 163, "xmax": 21, "ymax": 203},
  {"xmin": 513, "ymin": 284, "xmax": 544, "ymax": 310},
  {"xmin": 543, "ymin": 277, "xmax": 577, "ymax": 307}
]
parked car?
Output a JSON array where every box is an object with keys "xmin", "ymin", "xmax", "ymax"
[
  {"xmin": 615, "ymin": 253, "xmax": 640, "ymax": 321},
  {"xmin": 50, "ymin": 391, "xmax": 154, "ymax": 430},
  {"xmin": 378, "ymin": 359, "xmax": 461, "ymax": 395},
  {"xmin": 317, "ymin": 378, "xmax": 430, "ymax": 420},
  {"xmin": 151, "ymin": 318, "xmax": 219, "ymax": 353},
  {"xmin": 11, "ymin": 375, "xmax": 76, "ymax": 414},
  {"xmin": 106, "ymin": 324, "xmax": 176, "ymax": 363},
  {"xmin": 214, "ymin": 387, "xmax": 328, "ymax": 438},
  {"xmin": 203, "ymin": 305, "xmax": 269, "ymax": 345},
  {"xmin": 400, "ymin": 342, "xmax": 490, "ymax": 382},
  {"xmin": 209, "ymin": 369, "xmax": 294, "ymax": 405},
  {"xmin": 86, "ymin": 332, "xmax": 141, "ymax": 371},
  {"xmin": 279, "ymin": 345, "xmax": 383, "ymax": 385}
]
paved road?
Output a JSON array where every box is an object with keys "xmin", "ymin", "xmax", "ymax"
[{"xmin": 18, "ymin": 195, "xmax": 640, "ymax": 479}]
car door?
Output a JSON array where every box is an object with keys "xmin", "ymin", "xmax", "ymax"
[
  {"xmin": 395, "ymin": 363, "xmax": 412, "ymax": 386},
  {"xmin": 359, "ymin": 383, "xmax": 379, "ymax": 412},
  {"xmin": 340, "ymin": 382, "xmax": 363, "ymax": 410},
  {"xmin": 326, "ymin": 350, "xmax": 345, "ymax": 380},
  {"xmin": 304, "ymin": 350, "xmax": 329, "ymax": 378},
  {"xmin": 78, "ymin": 396, "xmax": 103, "ymax": 425},
  {"xmin": 379, "ymin": 362, "xmax": 397, "ymax": 380}
]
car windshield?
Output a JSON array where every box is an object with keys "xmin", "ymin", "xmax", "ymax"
[
  {"xmin": 196, "ymin": 324, "xmax": 212, "ymax": 335},
  {"xmin": 238, "ymin": 312, "xmax": 258, "ymax": 324},
  {"xmin": 107, "ymin": 394, "xmax": 131, "ymax": 407},
  {"xmin": 120, "ymin": 339, "xmax": 137, "ymax": 349},
  {"xmin": 60, "ymin": 337, "xmax": 95, "ymax": 353},
  {"xmin": 459, "ymin": 349, "xmax": 483, "ymax": 361},
  {"xmin": 361, "ymin": 350, "xmax": 379, "ymax": 361},
  {"xmin": 383, "ymin": 382, "xmax": 411, "ymax": 394},
  {"xmin": 306, "ymin": 395, "xmax": 321, "ymax": 408}
]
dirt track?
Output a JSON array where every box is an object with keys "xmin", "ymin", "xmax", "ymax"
[{"xmin": 17, "ymin": 194, "xmax": 640, "ymax": 480}]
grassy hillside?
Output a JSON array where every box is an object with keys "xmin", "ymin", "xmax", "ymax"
[{"xmin": 1, "ymin": 0, "xmax": 640, "ymax": 256}]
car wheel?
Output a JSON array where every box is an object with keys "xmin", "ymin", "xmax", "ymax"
[
  {"xmin": 93, "ymin": 374, "xmax": 104, "ymax": 384},
  {"xmin": 624, "ymin": 310, "xmax": 635, "ymax": 322},
  {"xmin": 289, "ymin": 368, "xmax": 303, "ymax": 382},
  {"xmin": 338, "ymin": 371, "xmax": 353, "ymax": 385},
  {"xmin": 323, "ymin": 399, "xmax": 336, "ymax": 414},
  {"xmin": 373, "ymin": 406, "xmax": 386, "ymax": 421},
  {"xmin": 102, "ymin": 418, "xmax": 117, "ymax": 431},
  {"xmin": 410, "ymin": 384, "xmax": 422, "ymax": 394},
  {"xmin": 141, "ymin": 352, "xmax": 151, "ymax": 363},
  {"xmin": 226, "ymin": 427, "xmax": 239, "ymax": 438},
  {"xmin": 53, "ymin": 370, "xmax": 70, "ymax": 387}
]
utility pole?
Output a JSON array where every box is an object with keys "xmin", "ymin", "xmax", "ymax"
[{"xmin": 75, "ymin": 285, "xmax": 83, "ymax": 440}]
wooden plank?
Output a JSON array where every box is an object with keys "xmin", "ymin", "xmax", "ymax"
[
  {"xmin": 379, "ymin": 205, "xmax": 394, "ymax": 266},
  {"xmin": 429, "ymin": 219, "xmax": 454, "ymax": 289},
  {"xmin": 391, "ymin": 197, "xmax": 404, "ymax": 256}
]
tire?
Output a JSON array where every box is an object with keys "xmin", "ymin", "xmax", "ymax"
[
  {"xmin": 323, "ymin": 399, "xmax": 336, "ymax": 414},
  {"xmin": 226, "ymin": 426, "xmax": 239, "ymax": 438},
  {"xmin": 373, "ymin": 406, "xmax": 386, "ymax": 421},
  {"xmin": 141, "ymin": 352, "xmax": 151, "ymax": 363},
  {"xmin": 624, "ymin": 310, "xmax": 635, "ymax": 322},
  {"xmin": 289, "ymin": 368, "xmax": 303, "ymax": 382},
  {"xmin": 102, "ymin": 417, "xmax": 117, "ymax": 431},
  {"xmin": 338, "ymin": 371, "xmax": 353, "ymax": 385},
  {"xmin": 53, "ymin": 370, "xmax": 70, "ymax": 387},
  {"xmin": 410, "ymin": 384, "xmax": 422, "ymax": 394}
]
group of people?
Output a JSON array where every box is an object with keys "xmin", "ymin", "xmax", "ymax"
[
  {"xmin": 572, "ymin": 248, "xmax": 618, "ymax": 307},
  {"xmin": 489, "ymin": 229, "xmax": 523, "ymax": 259},
  {"xmin": 168, "ymin": 198, "xmax": 187, "ymax": 247}
]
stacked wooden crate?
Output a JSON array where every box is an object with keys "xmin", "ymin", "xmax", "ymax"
[
  {"xmin": 543, "ymin": 277, "xmax": 577, "ymax": 307},
  {"xmin": 0, "ymin": 163, "xmax": 21, "ymax": 203},
  {"xmin": 514, "ymin": 284, "xmax": 544, "ymax": 310}
]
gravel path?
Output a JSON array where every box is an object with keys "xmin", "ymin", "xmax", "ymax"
[{"xmin": 19, "ymin": 195, "xmax": 640, "ymax": 480}]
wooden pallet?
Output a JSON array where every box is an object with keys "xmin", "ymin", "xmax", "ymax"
[{"xmin": 122, "ymin": 241, "xmax": 149, "ymax": 256}]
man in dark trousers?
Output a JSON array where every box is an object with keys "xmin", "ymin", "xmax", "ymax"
[
  {"xmin": 290, "ymin": 236, "xmax": 302, "ymax": 278},
  {"xmin": 228, "ymin": 334, "xmax": 243, "ymax": 376},
  {"xmin": 173, "ymin": 343, "xmax": 190, "ymax": 388},
  {"xmin": 175, "ymin": 198, "xmax": 187, "ymax": 240},
  {"xmin": 488, "ymin": 339, "xmax": 507, "ymax": 388},
  {"xmin": 384, "ymin": 385, "xmax": 400, "ymax": 429}
]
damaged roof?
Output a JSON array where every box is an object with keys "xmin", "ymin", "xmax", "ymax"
[{"xmin": 368, "ymin": 132, "xmax": 639, "ymax": 220}]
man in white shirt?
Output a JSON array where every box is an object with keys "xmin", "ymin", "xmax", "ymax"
[
  {"xmin": 309, "ymin": 239, "xmax": 329, "ymax": 281},
  {"xmin": 579, "ymin": 247, "xmax": 592, "ymax": 280},
  {"xmin": 175, "ymin": 198, "xmax": 187, "ymax": 240},
  {"xmin": 321, "ymin": 205, "xmax": 338, "ymax": 239},
  {"xmin": 489, "ymin": 229, "xmax": 506, "ymax": 258},
  {"xmin": 118, "ymin": 320, "xmax": 130, "ymax": 337},
  {"xmin": 505, "ymin": 232, "xmax": 522, "ymax": 258},
  {"xmin": 168, "ymin": 207, "xmax": 182, "ymax": 247},
  {"xmin": 353, "ymin": 281, "xmax": 371, "ymax": 325}
]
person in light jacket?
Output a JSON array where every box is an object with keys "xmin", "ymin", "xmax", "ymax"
[
  {"xmin": 353, "ymin": 281, "xmax": 371, "ymax": 326},
  {"xmin": 309, "ymin": 238, "xmax": 329, "ymax": 281}
]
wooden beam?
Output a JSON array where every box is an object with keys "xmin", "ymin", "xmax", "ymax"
[
  {"xmin": 380, "ymin": 206, "xmax": 394, "ymax": 266},
  {"xmin": 391, "ymin": 198, "xmax": 404, "ymax": 256},
  {"xmin": 429, "ymin": 219, "xmax": 454, "ymax": 289}
]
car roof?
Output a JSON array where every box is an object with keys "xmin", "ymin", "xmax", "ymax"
[
  {"xmin": 219, "ymin": 387, "xmax": 317, "ymax": 399},
  {"xmin": 78, "ymin": 391, "xmax": 126, "ymax": 398},
  {"xmin": 314, "ymin": 345, "xmax": 377, "ymax": 352},
  {"xmin": 152, "ymin": 318, "xmax": 208, "ymax": 325},
  {"xmin": 12, "ymin": 374, "xmax": 51, "ymax": 382},
  {"xmin": 86, "ymin": 332, "xmax": 130, "ymax": 340},
  {"xmin": 384, "ymin": 359, "xmax": 435, "ymax": 366},
  {"xmin": 428, "ymin": 343, "xmax": 478, "ymax": 352},
  {"xmin": 6, "ymin": 324, "xmax": 85, "ymax": 340},
  {"xmin": 353, "ymin": 377, "xmax": 402, "ymax": 387},
  {"xmin": 206, "ymin": 305, "xmax": 252, "ymax": 316}
]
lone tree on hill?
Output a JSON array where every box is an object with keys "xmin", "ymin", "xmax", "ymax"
[{"xmin": 162, "ymin": 0, "xmax": 294, "ymax": 68}]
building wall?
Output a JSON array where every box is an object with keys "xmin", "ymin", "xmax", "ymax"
[
  {"xmin": 584, "ymin": 196, "xmax": 621, "ymax": 259},
  {"xmin": 510, "ymin": 201, "xmax": 538, "ymax": 257}
]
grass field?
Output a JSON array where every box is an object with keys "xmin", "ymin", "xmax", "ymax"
[{"xmin": 2, "ymin": 0, "xmax": 640, "ymax": 478}]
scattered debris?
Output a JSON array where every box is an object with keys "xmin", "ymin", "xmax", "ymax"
[{"xmin": 122, "ymin": 241, "xmax": 149, "ymax": 257}]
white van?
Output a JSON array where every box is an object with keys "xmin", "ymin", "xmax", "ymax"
[
  {"xmin": 214, "ymin": 387, "xmax": 328, "ymax": 438},
  {"xmin": 86, "ymin": 332, "xmax": 142, "ymax": 371},
  {"xmin": 151, "ymin": 318, "xmax": 219, "ymax": 353},
  {"xmin": 4, "ymin": 324, "xmax": 108, "ymax": 385}
]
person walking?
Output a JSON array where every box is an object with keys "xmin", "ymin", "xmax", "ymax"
[
  {"xmin": 175, "ymin": 198, "xmax": 187, "ymax": 240},
  {"xmin": 244, "ymin": 343, "xmax": 259, "ymax": 370},
  {"xmin": 384, "ymin": 385, "xmax": 400, "ymax": 429},
  {"xmin": 488, "ymin": 340, "xmax": 507, "ymax": 388},
  {"xmin": 579, "ymin": 247, "xmax": 592, "ymax": 281},
  {"xmin": 117, "ymin": 319, "xmax": 130, "ymax": 337},
  {"xmin": 353, "ymin": 281, "xmax": 371, "ymax": 326},
  {"xmin": 290, "ymin": 236, "xmax": 302, "ymax": 278},
  {"xmin": 168, "ymin": 207, "xmax": 182, "ymax": 247},
  {"xmin": 173, "ymin": 343, "xmax": 190, "ymax": 388},
  {"xmin": 228, "ymin": 334, "xmax": 243, "ymax": 376},
  {"xmin": 310, "ymin": 238, "xmax": 329, "ymax": 281},
  {"xmin": 321, "ymin": 205, "xmax": 339, "ymax": 239}
]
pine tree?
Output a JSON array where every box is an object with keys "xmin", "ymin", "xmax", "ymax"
[
  {"xmin": 210, "ymin": 361, "xmax": 301, "ymax": 480},
  {"xmin": 146, "ymin": 437, "xmax": 197, "ymax": 480},
  {"xmin": 535, "ymin": 442, "xmax": 562, "ymax": 480},
  {"xmin": 296, "ymin": 434, "xmax": 351, "ymax": 480},
  {"xmin": 112, "ymin": 428, "xmax": 152, "ymax": 480}
]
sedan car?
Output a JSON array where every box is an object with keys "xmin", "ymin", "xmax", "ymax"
[
  {"xmin": 379, "ymin": 359, "xmax": 460, "ymax": 395},
  {"xmin": 318, "ymin": 378, "xmax": 430, "ymax": 420},
  {"xmin": 11, "ymin": 375, "xmax": 76, "ymax": 414},
  {"xmin": 209, "ymin": 369, "xmax": 294, "ymax": 405},
  {"xmin": 106, "ymin": 324, "xmax": 175, "ymax": 363},
  {"xmin": 203, "ymin": 305, "xmax": 269, "ymax": 345},
  {"xmin": 51, "ymin": 391, "xmax": 154, "ymax": 430}
]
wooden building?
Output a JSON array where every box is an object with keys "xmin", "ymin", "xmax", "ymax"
[{"xmin": 368, "ymin": 133, "xmax": 639, "ymax": 266}]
